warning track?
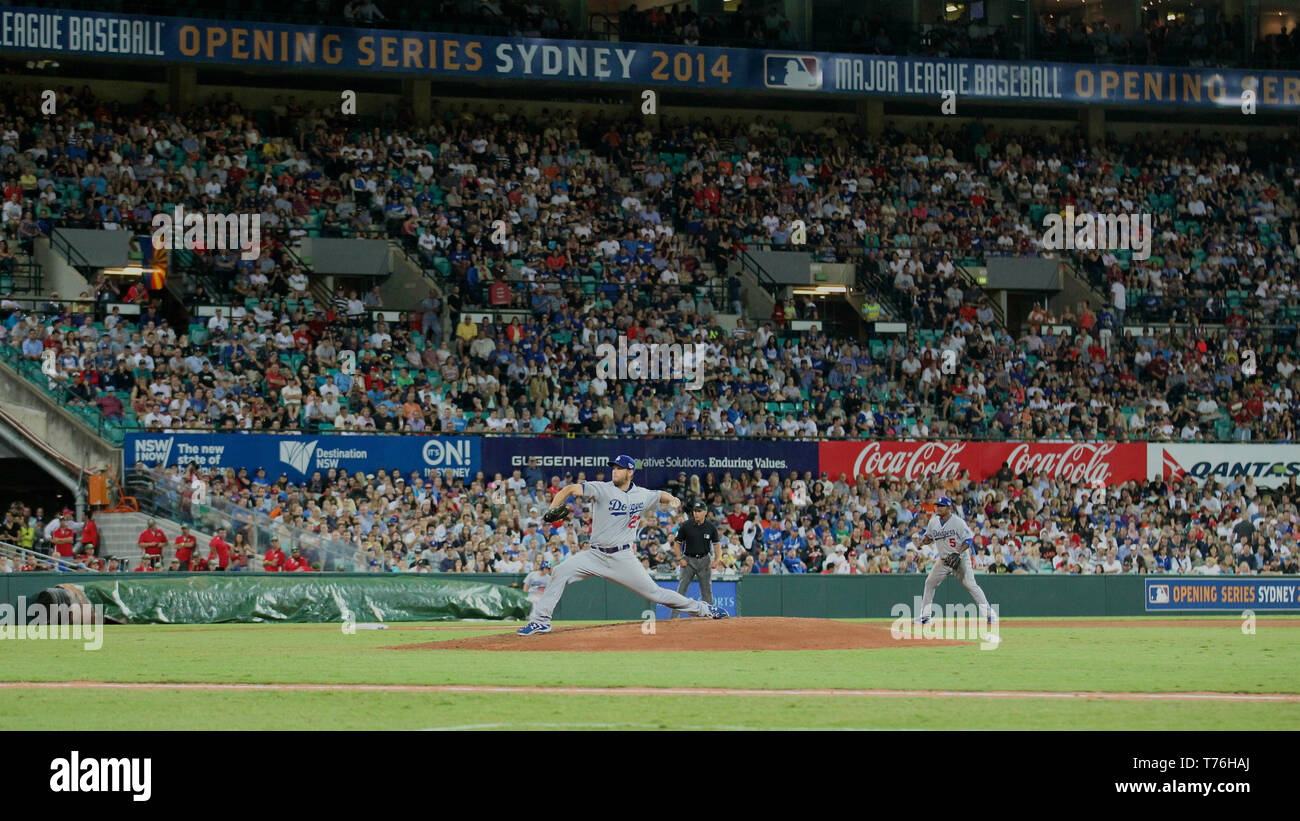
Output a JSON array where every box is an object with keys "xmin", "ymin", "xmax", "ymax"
[{"xmin": 1, "ymin": 681, "xmax": 1295, "ymax": 703}]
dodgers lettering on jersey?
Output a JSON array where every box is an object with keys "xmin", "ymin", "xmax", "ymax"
[
  {"xmin": 924, "ymin": 513, "xmax": 974, "ymax": 556},
  {"xmin": 583, "ymin": 480, "xmax": 661, "ymax": 547}
]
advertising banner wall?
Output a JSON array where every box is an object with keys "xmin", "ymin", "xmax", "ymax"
[
  {"xmin": 818, "ymin": 441, "xmax": 1148, "ymax": 486},
  {"xmin": 655, "ymin": 581, "xmax": 738, "ymax": 620},
  {"xmin": 124, "ymin": 433, "xmax": 480, "ymax": 480},
  {"xmin": 480, "ymin": 437, "xmax": 819, "ymax": 488},
  {"xmin": 1150, "ymin": 444, "xmax": 1300, "ymax": 488},
  {"xmin": 1144, "ymin": 577, "xmax": 1300, "ymax": 611},
  {"xmin": 2, "ymin": 7, "xmax": 1298, "ymax": 108}
]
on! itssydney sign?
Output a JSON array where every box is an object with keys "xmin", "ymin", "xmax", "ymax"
[{"xmin": 124, "ymin": 433, "xmax": 480, "ymax": 479}]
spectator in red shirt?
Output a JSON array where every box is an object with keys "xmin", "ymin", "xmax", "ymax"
[
  {"xmin": 488, "ymin": 278, "xmax": 511, "ymax": 307},
  {"xmin": 138, "ymin": 519, "xmax": 167, "ymax": 561},
  {"xmin": 173, "ymin": 524, "xmax": 197, "ymax": 570},
  {"xmin": 79, "ymin": 516, "xmax": 99, "ymax": 554},
  {"xmin": 726, "ymin": 505, "xmax": 749, "ymax": 534},
  {"xmin": 50, "ymin": 522, "xmax": 76, "ymax": 557},
  {"xmin": 263, "ymin": 538, "xmax": 286, "ymax": 572},
  {"xmin": 208, "ymin": 528, "xmax": 233, "ymax": 571},
  {"xmin": 133, "ymin": 556, "xmax": 158, "ymax": 572},
  {"xmin": 284, "ymin": 546, "xmax": 311, "ymax": 572},
  {"xmin": 189, "ymin": 553, "xmax": 210, "ymax": 571}
]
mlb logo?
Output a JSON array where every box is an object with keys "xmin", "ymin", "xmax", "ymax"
[
  {"xmin": 1148, "ymin": 584, "xmax": 1170, "ymax": 605},
  {"xmin": 764, "ymin": 54, "xmax": 821, "ymax": 90}
]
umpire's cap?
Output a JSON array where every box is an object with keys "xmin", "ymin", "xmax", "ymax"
[
  {"xmin": 610, "ymin": 454, "xmax": 636, "ymax": 470},
  {"xmin": 690, "ymin": 501, "xmax": 708, "ymax": 513},
  {"xmin": 936, "ymin": 496, "xmax": 955, "ymax": 507}
]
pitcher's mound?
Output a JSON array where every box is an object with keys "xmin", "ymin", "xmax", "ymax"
[{"xmin": 390, "ymin": 617, "xmax": 967, "ymax": 652}]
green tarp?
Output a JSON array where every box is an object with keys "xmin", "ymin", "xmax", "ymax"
[{"xmin": 77, "ymin": 575, "xmax": 532, "ymax": 624}]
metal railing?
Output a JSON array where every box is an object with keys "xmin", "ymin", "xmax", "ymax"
[
  {"xmin": 48, "ymin": 230, "xmax": 97, "ymax": 280},
  {"xmin": 2, "ymin": 251, "xmax": 43, "ymax": 294},
  {"xmin": 0, "ymin": 540, "xmax": 98, "ymax": 573},
  {"xmin": 737, "ymin": 248, "xmax": 785, "ymax": 303},
  {"xmin": 953, "ymin": 259, "xmax": 1005, "ymax": 328}
]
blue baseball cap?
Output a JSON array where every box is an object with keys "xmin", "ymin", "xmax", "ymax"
[
  {"xmin": 540, "ymin": 561, "xmax": 551, "ymax": 569},
  {"xmin": 610, "ymin": 454, "xmax": 636, "ymax": 470},
  {"xmin": 936, "ymin": 497, "xmax": 955, "ymax": 507}
]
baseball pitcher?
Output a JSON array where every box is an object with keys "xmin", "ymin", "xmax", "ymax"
[
  {"xmin": 914, "ymin": 496, "xmax": 997, "ymax": 625},
  {"xmin": 517, "ymin": 454, "xmax": 728, "ymax": 635}
]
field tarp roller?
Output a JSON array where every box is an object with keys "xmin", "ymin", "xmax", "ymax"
[{"xmin": 75, "ymin": 576, "xmax": 533, "ymax": 624}]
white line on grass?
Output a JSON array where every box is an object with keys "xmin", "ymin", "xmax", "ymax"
[{"xmin": 1, "ymin": 682, "xmax": 1296, "ymax": 703}]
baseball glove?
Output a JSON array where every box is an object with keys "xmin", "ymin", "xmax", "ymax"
[
  {"xmin": 943, "ymin": 552, "xmax": 963, "ymax": 570},
  {"xmin": 542, "ymin": 506, "xmax": 570, "ymax": 525}
]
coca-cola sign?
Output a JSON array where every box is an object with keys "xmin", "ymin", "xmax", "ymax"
[
  {"xmin": 822, "ymin": 441, "xmax": 1147, "ymax": 486},
  {"xmin": 1005, "ymin": 443, "xmax": 1118, "ymax": 484},
  {"xmin": 851, "ymin": 441, "xmax": 967, "ymax": 481}
]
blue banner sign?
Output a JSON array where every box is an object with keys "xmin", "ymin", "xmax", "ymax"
[
  {"xmin": 479, "ymin": 436, "xmax": 819, "ymax": 488},
  {"xmin": 655, "ymin": 580, "xmax": 737, "ymax": 619},
  {"xmin": 3, "ymin": 6, "xmax": 1299, "ymax": 109},
  {"xmin": 125, "ymin": 433, "xmax": 480, "ymax": 480},
  {"xmin": 1145, "ymin": 578, "xmax": 1300, "ymax": 611}
]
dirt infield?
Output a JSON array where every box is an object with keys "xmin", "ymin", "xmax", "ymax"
[{"xmin": 389, "ymin": 617, "xmax": 968, "ymax": 652}]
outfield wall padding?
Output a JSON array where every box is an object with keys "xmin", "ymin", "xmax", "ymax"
[
  {"xmin": 9, "ymin": 574, "xmax": 532, "ymax": 624},
  {"xmin": 3, "ymin": 573, "xmax": 1297, "ymax": 621}
]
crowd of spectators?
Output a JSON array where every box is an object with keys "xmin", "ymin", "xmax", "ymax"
[
  {"xmin": 12, "ymin": 462, "xmax": 1291, "ymax": 579},
  {"xmin": 1035, "ymin": 11, "xmax": 1250, "ymax": 67},
  {"xmin": 0, "ymin": 501, "xmax": 111, "ymax": 571},
  {"xmin": 2, "ymin": 84, "xmax": 1300, "ymax": 444},
  {"xmin": 5, "ymin": 283, "xmax": 1298, "ymax": 442}
]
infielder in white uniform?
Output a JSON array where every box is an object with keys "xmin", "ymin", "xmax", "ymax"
[
  {"xmin": 914, "ymin": 496, "xmax": 997, "ymax": 625},
  {"xmin": 517, "ymin": 454, "xmax": 728, "ymax": 635},
  {"xmin": 522, "ymin": 562, "xmax": 551, "ymax": 603}
]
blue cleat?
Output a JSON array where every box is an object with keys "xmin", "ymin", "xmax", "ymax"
[
  {"xmin": 706, "ymin": 603, "xmax": 729, "ymax": 620},
  {"xmin": 913, "ymin": 616, "xmax": 931, "ymax": 625},
  {"xmin": 516, "ymin": 621, "xmax": 552, "ymax": 636}
]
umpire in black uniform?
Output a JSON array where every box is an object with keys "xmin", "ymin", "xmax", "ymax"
[{"xmin": 670, "ymin": 501, "xmax": 720, "ymax": 618}]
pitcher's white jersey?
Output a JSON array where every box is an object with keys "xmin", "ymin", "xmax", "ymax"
[
  {"xmin": 924, "ymin": 513, "xmax": 974, "ymax": 557},
  {"xmin": 582, "ymin": 480, "xmax": 662, "ymax": 547}
]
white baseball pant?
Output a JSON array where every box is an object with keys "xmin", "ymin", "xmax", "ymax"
[{"xmin": 527, "ymin": 548, "xmax": 713, "ymax": 624}]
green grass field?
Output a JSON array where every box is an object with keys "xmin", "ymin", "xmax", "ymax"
[{"xmin": 2, "ymin": 618, "xmax": 1297, "ymax": 730}]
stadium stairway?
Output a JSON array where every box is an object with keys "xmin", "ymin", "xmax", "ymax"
[{"xmin": 0, "ymin": 349, "xmax": 119, "ymax": 473}]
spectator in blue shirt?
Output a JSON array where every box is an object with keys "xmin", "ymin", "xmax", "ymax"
[
  {"xmin": 762, "ymin": 523, "xmax": 783, "ymax": 548},
  {"xmin": 782, "ymin": 548, "xmax": 807, "ymax": 573},
  {"xmin": 20, "ymin": 327, "xmax": 43, "ymax": 359}
]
